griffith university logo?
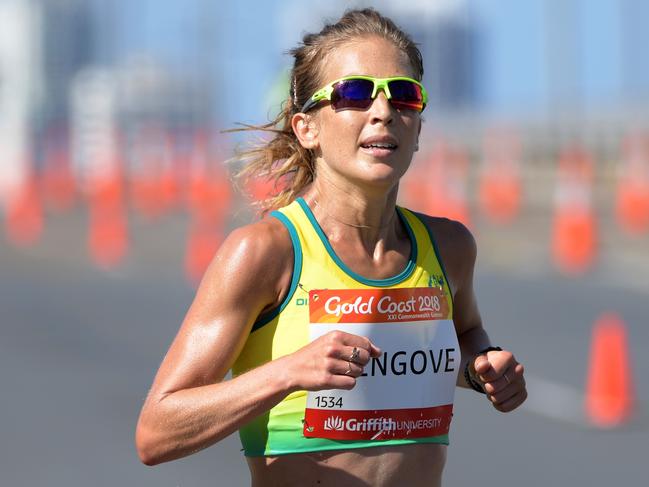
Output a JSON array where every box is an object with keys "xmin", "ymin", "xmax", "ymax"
[{"xmin": 323, "ymin": 416, "xmax": 344, "ymax": 431}]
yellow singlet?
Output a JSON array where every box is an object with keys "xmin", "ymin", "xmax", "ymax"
[{"xmin": 232, "ymin": 197, "xmax": 458, "ymax": 456}]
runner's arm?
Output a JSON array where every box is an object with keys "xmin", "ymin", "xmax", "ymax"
[
  {"xmin": 135, "ymin": 220, "xmax": 296, "ymax": 465},
  {"xmin": 443, "ymin": 222, "xmax": 493, "ymax": 389},
  {"xmin": 135, "ymin": 219, "xmax": 378, "ymax": 465},
  {"xmin": 435, "ymin": 219, "xmax": 527, "ymax": 409}
]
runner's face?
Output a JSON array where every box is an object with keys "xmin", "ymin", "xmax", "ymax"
[{"xmin": 310, "ymin": 37, "xmax": 421, "ymax": 190}]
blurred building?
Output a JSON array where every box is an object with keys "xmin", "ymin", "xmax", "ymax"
[
  {"xmin": 2, "ymin": 0, "xmax": 649, "ymax": 202},
  {"xmin": 32, "ymin": 0, "xmax": 215, "ymax": 184},
  {"xmin": 0, "ymin": 0, "xmax": 41, "ymax": 203},
  {"xmin": 39, "ymin": 0, "xmax": 95, "ymax": 125},
  {"xmin": 400, "ymin": 5, "xmax": 476, "ymax": 113}
]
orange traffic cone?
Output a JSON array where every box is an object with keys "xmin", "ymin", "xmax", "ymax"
[
  {"xmin": 41, "ymin": 146, "xmax": 76, "ymax": 212},
  {"xmin": 551, "ymin": 145, "xmax": 597, "ymax": 274},
  {"xmin": 616, "ymin": 133, "xmax": 649, "ymax": 235},
  {"xmin": 4, "ymin": 171, "xmax": 43, "ymax": 247},
  {"xmin": 419, "ymin": 139, "xmax": 471, "ymax": 227},
  {"xmin": 187, "ymin": 133, "xmax": 212, "ymax": 214},
  {"xmin": 88, "ymin": 207, "xmax": 128, "ymax": 269},
  {"xmin": 478, "ymin": 128, "xmax": 522, "ymax": 224},
  {"xmin": 129, "ymin": 130, "xmax": 158, "ymax": 219},
  {"xmin": 184, "ymin": 216, "xmax": 223, "ymax": 285},
  {"xmin": 445, "ymin": 145, "xmax": 471, "ymax": 227},
  {"xmin": 170, "ymin": 134, "xmax": 192, "ymax": 207},
  {"xmin": 187, "ymin": 142, "xmax": 232, "ymax": 221},
  {"xmin": 87, "ymin": 144, "xmax": 129, "ymax": 269},
  {"xmin": 129, "ymin": 169, "xmax": 159, "ymax": 219},
  {"xmin": 212, "ymin": 170, "xmax": 233, "ymax": 219},
  {"xmin": 585, "ymin": 312, "xmax": 634, "ymax": 428},
  {"xmin": 129, "ymin": 127, "xmax": 178, "ymax": 219},
  {"xmin": 183, "ymin": 133, "xmax": 231, "ymax": 284},
  {"xmin": 158, "ymin": 158, "xmax": 180, "ymax": 213}
]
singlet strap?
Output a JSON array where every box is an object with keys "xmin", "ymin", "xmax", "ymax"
[
  {"xmin": 400, "ymin": 208, "xmax": 455, "ymax": 310},
  {"xmin": 249, "ymin": 210, "xmax": 303, "ymax": 332}
]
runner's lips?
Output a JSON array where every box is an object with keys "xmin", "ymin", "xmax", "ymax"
[{"xmin": 359, "ymin": 135, "xmax": 399, "ymax": 151}]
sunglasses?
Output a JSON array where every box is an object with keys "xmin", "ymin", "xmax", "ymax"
[{"xmin": 300, "ymin": 75, "xmax": 428, "ymax": 114}]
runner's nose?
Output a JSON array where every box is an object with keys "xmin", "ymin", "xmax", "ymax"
[{"xmin": 369, "ymin": 92, "xmax": 394, "ymax": 125}]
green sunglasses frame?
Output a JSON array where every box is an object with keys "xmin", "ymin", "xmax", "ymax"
[{"xmin": 300, "ymin": 75, "xmax": 428, "ymax": 113}]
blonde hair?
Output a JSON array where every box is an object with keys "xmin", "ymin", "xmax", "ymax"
[{"xmin": 232, "ymin": 8, "xmax": 424, "ymax": 213}]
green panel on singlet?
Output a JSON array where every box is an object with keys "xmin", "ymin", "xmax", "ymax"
[{"xmin": 240, "ymin": 391, "xmax": 449, "ymax": 456}]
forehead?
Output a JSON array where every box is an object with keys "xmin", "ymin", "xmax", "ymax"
[{"xmin": 320, "ymin": 36, "xmax": 415, "ymax": 82}]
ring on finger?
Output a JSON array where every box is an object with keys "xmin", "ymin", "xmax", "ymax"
[
  {"xmin": 503, "ymin": 373, "xmax": 511, "ymax": 384},
  {"xmin": 345, "ymin": 361, "xmax": 353, "ymax": 375},
  {"xmin": 349, "ymin": 347, "xmax": 360, "ymax": 363}
]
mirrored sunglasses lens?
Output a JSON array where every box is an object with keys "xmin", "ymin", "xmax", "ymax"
[
  {"xmin": 388, "ymin": 80, "xmax": 424, "ymax": 111},
  {"xmin": 331, "ymin": 79, "xmax": 374, "ymax": 109}
]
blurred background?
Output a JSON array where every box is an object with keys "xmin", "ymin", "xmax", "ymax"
[{"xmin": 1, "ymin": 0, "xmax": 647, "ymax": 486}]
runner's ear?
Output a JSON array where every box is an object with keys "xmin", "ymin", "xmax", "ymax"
[{"xmin": 292, "ymin": 112, "xmax": 320, "ymax": 150}]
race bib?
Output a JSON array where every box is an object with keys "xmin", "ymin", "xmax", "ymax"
[{"xmin": 303, "ymin": 287, "xmax": 460, "ymax": 441}]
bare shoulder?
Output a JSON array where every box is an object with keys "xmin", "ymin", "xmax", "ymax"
[
  {"xmin": 214, "ymin": 215, "xmax": 294, "ymax": 271},
  {"xmin": 411, "ymin": 213, "xmax": 477, "ymax": 293},
  {"xmin": 413, "ymin": 213, "xmax": 476, "ymax": 258},
  {"xmin": 145, "ymin": 215, "xmax": 295, "ymax": 395},
  {"xmin": 196, "ymin": 215, "xmax": 295, "ymax": 312}
]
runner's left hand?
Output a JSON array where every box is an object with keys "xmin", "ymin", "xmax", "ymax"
[{"xmin": 473, "ymin": 350, "xmax": 527, "ymax": 412}]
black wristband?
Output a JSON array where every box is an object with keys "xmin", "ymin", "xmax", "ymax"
[
  {"xmin": 464, "ymin": 346, "xmax": 502, "ymax": 394},
  {"xmin": 478, "ymin": 346, "xmax": 503, "ymax": 354},
  {"xmin": 463, "ymin": 360, "xmax": 484, "ymax": 393}
]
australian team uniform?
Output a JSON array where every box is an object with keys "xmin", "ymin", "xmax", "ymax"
[{"xmin": 232, "ymin": 197, "xmax": 460, "ymax": 456}]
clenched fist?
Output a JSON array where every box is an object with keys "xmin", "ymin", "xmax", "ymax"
[{"xmin": 471, "ymin": 349, "xmax": 527, "ymax": 412}]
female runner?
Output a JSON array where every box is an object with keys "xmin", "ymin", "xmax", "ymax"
[{"xmin": 136, "ymin": 8, "xmax": 527, "ymax": 487}]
